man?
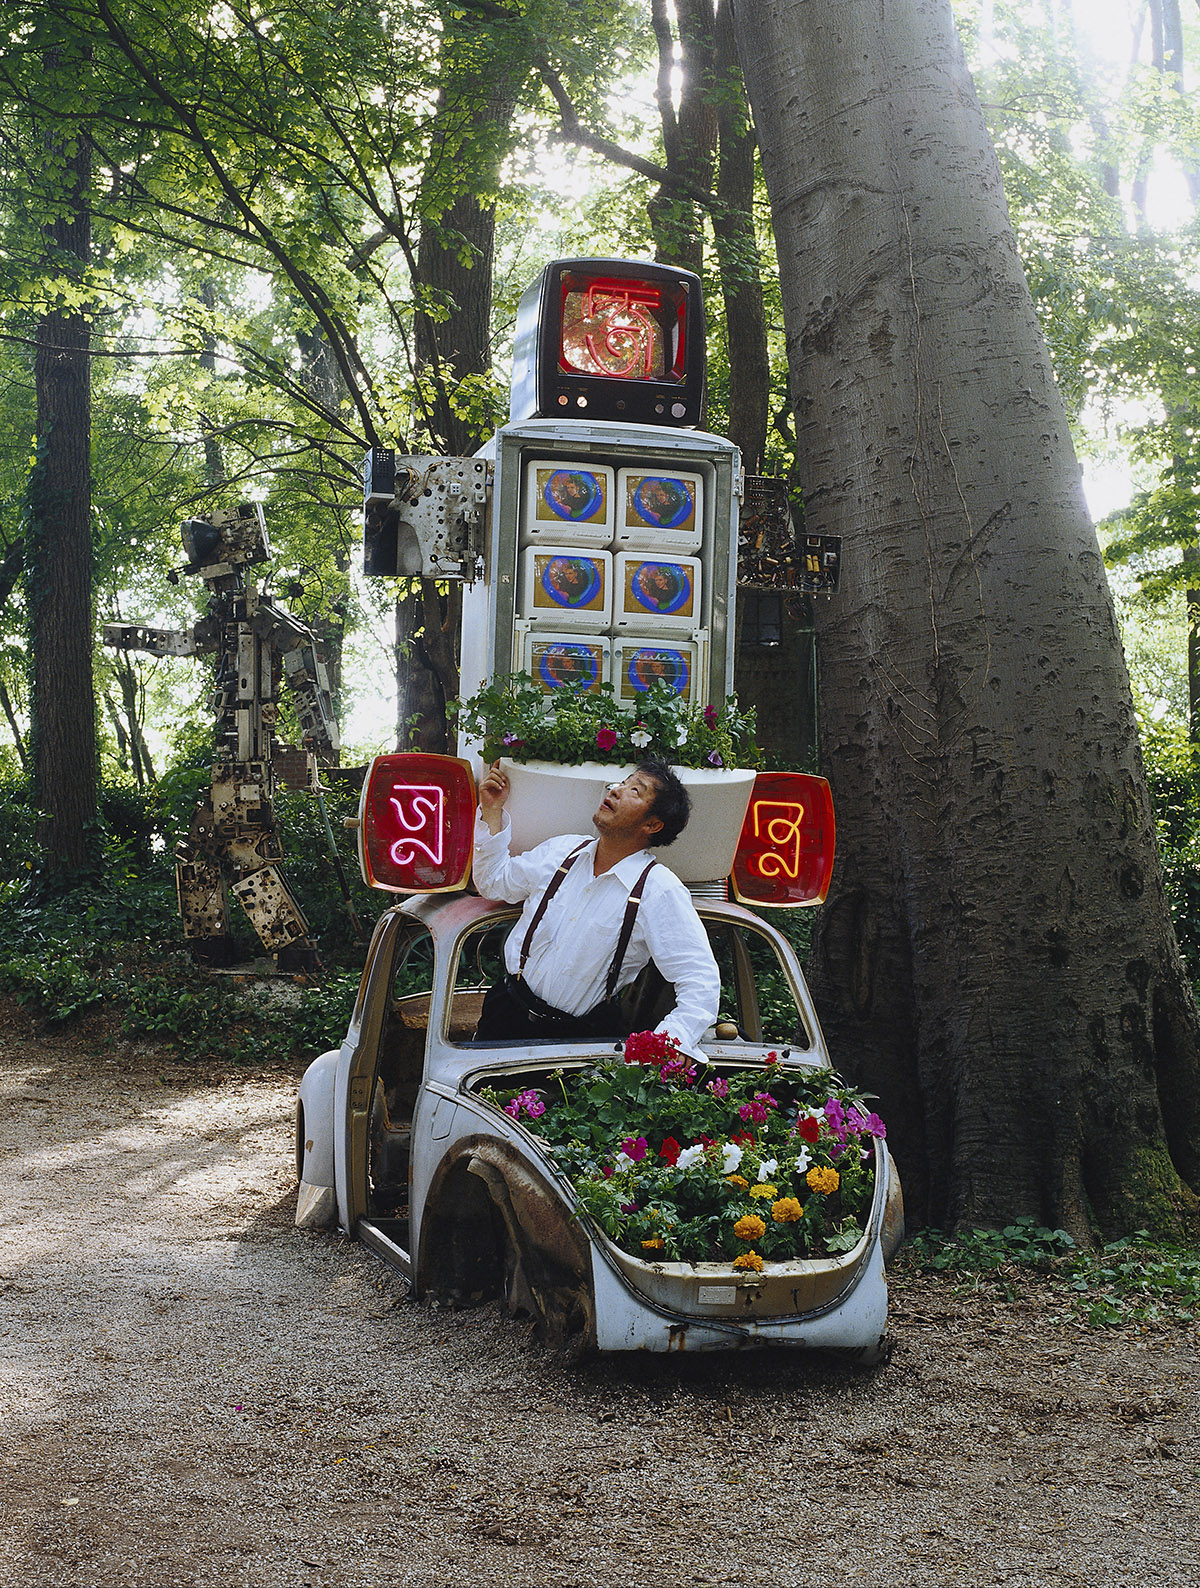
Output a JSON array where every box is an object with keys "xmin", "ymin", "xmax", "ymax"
[{"xmin": 472, "ymin": 758, "xmax": 720, "ymax": 1050}]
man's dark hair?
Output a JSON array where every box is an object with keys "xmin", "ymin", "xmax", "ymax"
[{"xmin": 636, "ymin": 759, "xmax": 691, "ymax": 847}]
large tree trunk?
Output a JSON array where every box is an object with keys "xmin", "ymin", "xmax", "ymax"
[
  {"xmin": 711, "ymin": 0, "xmax": 770, "ymax": 473},
  {"xmin": 28, "ymin": 45, "xmax": 98, "ymax": 876},
  {"xmin": 648, "ymin": 0, "xmax": 717, "ymax": 279},
  {"xmin": 733, "ymin": 0, "xmax": 1200, "ymax": 1238}
]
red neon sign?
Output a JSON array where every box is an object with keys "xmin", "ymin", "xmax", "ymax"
[
  {"xmin": 558, "ymin": 274, "xmax": 686, "ymax": 383},
  {"xmin": 358, "ymin": 754, "xmax": 476, "ymax": 894},
  {"xmin": 731, "ymin": 773, "xmax": 836, "ymax": 907}
]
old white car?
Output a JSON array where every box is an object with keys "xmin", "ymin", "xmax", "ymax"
[{"xmin": 295, "ymin": 882, "xmax": 903, "ymax": 1359}]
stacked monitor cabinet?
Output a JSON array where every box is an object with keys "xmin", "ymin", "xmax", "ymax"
[{"xmin": 459, "ymin": 417, "xmax": 740, "ymax": 725}]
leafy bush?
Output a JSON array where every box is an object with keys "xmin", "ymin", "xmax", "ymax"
[
  {"xmin": 0, "ymin": 768, "xmax": 374, "ymax": 1064},
  {"xmin": 1139, "ymin": 727, "xmax": 1200, "ymax": 986},
  {"xmin": 906, "ymin": 1218, "xmax": 1200, "ymax": 1327}
]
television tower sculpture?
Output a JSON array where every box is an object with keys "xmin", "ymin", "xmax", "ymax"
[{"xmin": 103, "ymin": 503, "xmax": 340, "ymax": 967}]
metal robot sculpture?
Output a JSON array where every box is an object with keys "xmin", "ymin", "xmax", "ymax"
[{"xmin": 103, "ymin": 503, "xmax": 340, "ymax": 968}]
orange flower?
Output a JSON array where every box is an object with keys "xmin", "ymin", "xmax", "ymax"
[
  {"xmin": 725, "ymin": 1173, "xmax": 749, "ymax": 1190},
  {"xmin": 806, "ymin": 1165, "xmax": 840, "ymax": 1196},
  {"xmin": 641, "ymin": 1236, "xmax": 665, "ymax": 1251},
  {"xmin": 734, "ymin": 1213, "xmax": 766, "ymax": 1242},
  {"xmin": 771, "ymin": 1196, "xmax": 804, "ymax": 1223},
  {"xmin": 733, "ymin": 1251, "xmax": 764, "ymax": 1272},
  {"xmin": 749, "ymin": 1184, "xmax": 777, "ymax": 1200}
]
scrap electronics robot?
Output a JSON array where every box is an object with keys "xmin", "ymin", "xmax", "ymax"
[{"xmin": 104, "ymin": 505, "xmax": 341, "ymax": 967}]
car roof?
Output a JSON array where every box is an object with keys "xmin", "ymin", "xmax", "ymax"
[{"xmin": 395, "ymin": 887, "xmax": 794, "ymax": 947}]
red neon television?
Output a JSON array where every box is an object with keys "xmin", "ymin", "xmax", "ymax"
[
  {"xmin": 509, "ymin": 258, "xmax": 705, "ymax": 428},
  {"xmin": 357, "ymin": 754, "xmax": 476, "ymax": 894},
  {"xmin": 731, "ymin": 772, "xmax": 836, "ymax": 908}
]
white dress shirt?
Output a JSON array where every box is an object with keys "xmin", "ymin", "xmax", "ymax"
[{"xmin": 472, "ymin": 813, "xmax": 720, "ymax": 1052}]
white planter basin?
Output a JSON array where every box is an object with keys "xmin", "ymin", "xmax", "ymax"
[{"xmin": 496, "ymin": 759, "xmax": 756, "ymax": 884}]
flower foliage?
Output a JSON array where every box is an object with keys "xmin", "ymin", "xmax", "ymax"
[
  {"xmin": 481, "ymin": 1038, "xmax": 886, "ymax": 1268},
  {"xmin": 452, "ymin": 672, "xmax": 760, "ymax": 770}
]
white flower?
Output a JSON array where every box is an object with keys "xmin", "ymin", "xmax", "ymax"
[
  {"xmin": 631, "ymin": 727, "xmax": 652, "ymax": 749},
  {"xmin": 676, "ymin": 1144, "xmax": 705, "ymax": 1172},
  {"xmin": 674, "ymin": 724, "xmax": 689, "ymax": 746},
  {"xmin": 722, "ymin": 1142, "xmax": 743, "ymax": 1174},
  {"xmin": 793, "ymin": 1145, "xmax": 812, "ymax": 1173},
  {"xmin": 614, "ymin": 1151, "xmax": 636, "ymax": 1173},
  {"xmin": 757, "ymin": 1158, "xmax": 778, "ymax": 1182}
]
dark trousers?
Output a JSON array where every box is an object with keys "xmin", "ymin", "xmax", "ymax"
[{"xmin": 474, "ymin": 975, "xmax": 625, "ymax": 1042}]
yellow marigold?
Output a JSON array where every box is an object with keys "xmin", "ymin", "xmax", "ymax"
[
  {"xmin": 771, "ymin": 1196, "xmax": 804, "ymax": 1223},
  {"xmin": 733, "ymin": 1251, "xmax": 764, "ymax": 1272},
  {"xmin": 749, "ymin": 1184, "xmax": 777, "ymax": 1200},
  {"xmin": 725, "ymin": 1173, "xmax": 749, "ymax": 1189},
  {"xmin": 733, "ymin": 1213, "xmax": 767, "ymax": 1242},
  {"xmin": 806, "ymin": 1165, "xmax": 840, "ymax": 1196},
  {"xmin": 641, "ymin": 1236, "xmax": 665, "ymax": 1251}
]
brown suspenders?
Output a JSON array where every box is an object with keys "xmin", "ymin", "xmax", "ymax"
[{"xmin": 516, "ymin": 842, "xmax": 656, "ymax": 998}]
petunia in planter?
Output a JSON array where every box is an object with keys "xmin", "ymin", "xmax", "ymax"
[
  {"xmin": 481, "ymin": 1035, "xmax": 887, "ymax": 1270},
  {"xmin": 453, "ymin": 673, "xmax": 762, "ymax": 882},
  {"xmin": 452, "ymin": 671, "xmax": 760, "ymax": 772}
]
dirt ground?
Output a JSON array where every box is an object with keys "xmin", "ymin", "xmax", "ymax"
[{"xmin": 1, "ymin": 1025, "xmax": 1198, "ymax": 1588}]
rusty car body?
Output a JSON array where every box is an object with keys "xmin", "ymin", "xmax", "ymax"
[{"xmin": 295, "ymin": 888, "xmax": 903, "ymax": 1360}]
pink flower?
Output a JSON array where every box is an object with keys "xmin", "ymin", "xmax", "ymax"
[
  {"xmin": 824, "ymin": 1097, "xmax": 847, "ymax": 1137},
  {"xmin": 504, "ymin": 1089, "xmax": 545, "ymax": 1120},
  {"xmin": 596, "ymin": 727, "xmax": 619, "ymax": 751},
  {"xmin": 707, "ymin": 1077, "xmax": 729, "ymax": 1099},
  {"xmin": 619, "ymin": 1135, "xmax": 648, "ymax": 1162},
  {"xmin": 703, "ymin": 704, "xmax": 718, "ymax": 727},
  {"xmin": 739, "ymin": 1098, "xmax": 772, "ymax": 1125}
]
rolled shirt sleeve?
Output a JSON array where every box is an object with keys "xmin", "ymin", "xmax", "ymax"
[{"xmin": 636, "ymin": 868, "xmax": 721, "ymax": 1052}]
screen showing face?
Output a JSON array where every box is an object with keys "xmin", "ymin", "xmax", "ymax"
[
  {"xmin": 535, "ymin": 554, "xmax": 605, "ymax": 611},
  {"xmin": 557, "ymin": 273, "xmax": 686, "ymax": 383},
  {"xmin": 628, "ymin": 475, "xmax": 695, "ymax": 531},
  {"xmin": 619, "ymin": 646, "xmax": 692, "ymax": 699},
  {"xmin": 530, "ymin": 641, "xmax": 604, "ymax": 693},
  {"xmin": 538, "ymin": 468, "xmax": 606, "ymax": 523},
  {"xmin": 626, "ymin": 560, "xmax": 695, "ymax": 618}
]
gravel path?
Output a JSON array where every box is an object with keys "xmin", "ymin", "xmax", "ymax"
[{"xmin": 1, "ymin": 1035, "xmax": 1198, "ymax": 1588}]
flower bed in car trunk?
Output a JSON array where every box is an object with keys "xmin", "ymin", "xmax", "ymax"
[{"xmin": 482, "ymin": 1032, "xmax": 887, "ymax": 1271}]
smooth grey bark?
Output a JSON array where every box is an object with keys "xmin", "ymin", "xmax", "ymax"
[{"xmin": 732, "ymin": 0, "xmax": 1200, "ymax": 1237}]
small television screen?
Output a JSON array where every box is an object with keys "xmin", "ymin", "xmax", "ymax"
[
  {"xmin": 613, "ymin": 641, "xmax": 697, "ymax": 703},
  {"xmin": 523, "ymin": 636, "xmax": 609, "ymax": 694},
  {"xmin": 509, "ymin": 258, "xmax": 705, "ymax": 427},
  {"xmin": 615, "ymin": 467, "xmax": 703, "ymax": 551},
  {"xmin": 521, "ymin": 460, "xmax": 614, "ymax": 545},
  {"xmin": 615, "ymin": 554, "xmax": 700, "ymax": 629},
  {"xmin": 520, "ymin": 547, "xmax": 611, "ymax": 627}
]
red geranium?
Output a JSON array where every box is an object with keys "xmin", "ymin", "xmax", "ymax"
[
  {"xmin": 797, "ymin": 1116, "xmax": 821, "ymax": 1144},
  {"xmin": 658, "ymin": 1136, "xmax": 682, "ymax": 1166}
]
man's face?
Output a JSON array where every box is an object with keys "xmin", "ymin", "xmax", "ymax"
[{"xmin": 593, "ymin": 771, "xmax": 663, "ymax": 843}]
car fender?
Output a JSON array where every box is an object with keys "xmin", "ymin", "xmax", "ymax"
[{"xmin": 295, "ymin": 1048, "xmax": 339, "ymax": 1228}]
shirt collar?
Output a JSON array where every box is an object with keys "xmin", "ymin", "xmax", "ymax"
[{"xmin": 593, "ymin": 844, "xmax": 656, "ymax": 886}]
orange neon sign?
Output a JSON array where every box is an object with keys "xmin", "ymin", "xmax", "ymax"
[{"xmin": 731, "ymin": 773, "xmax": 835, "ymax": 907}]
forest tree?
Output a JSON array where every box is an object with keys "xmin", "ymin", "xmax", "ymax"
[{"xmin": 733, "ymin": 0, "xmax": 1200, "ymax": 1236}]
